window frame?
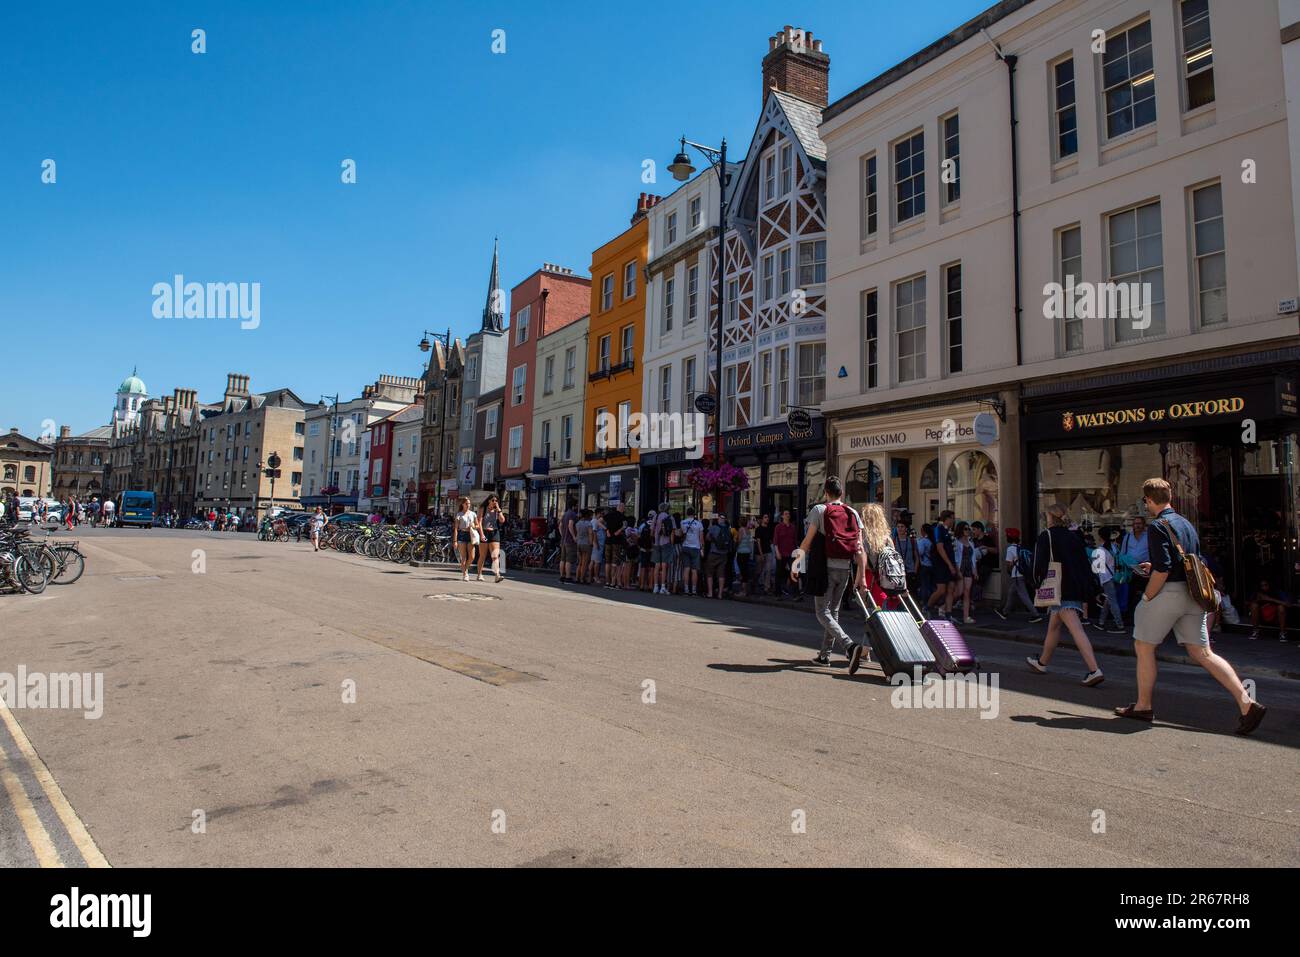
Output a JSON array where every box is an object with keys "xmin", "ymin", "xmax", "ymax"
[
  {"xmin": 623, "ymin": 260, "xmax": 637, "ymax": 300},
  {"xmin": 942, "ymin": 262, "xmax": 963, "ymax": 375},
  {"xmin": 797, "ymin": 239, "xmax": 826, "ymax": 287},
  {"xmin": 515, "ymin": 304, "xmax": 531, "ymax": 344},
  {"xmin": 1100, "ymin": 18, "xmax": 1157, "ymax": 140},
  {"xmin": 511, "ymin": 366, "xmax": 526, "ymax": 406},
  {"xmin": 1056, "ymin": 224, "xmax": 1084, "ymax": 354},
  {"xmin": 1105, "ymin": 198, "xmax": 1166, "ymax": 342},
  {"xmin": 861, "ymin": 153, "xmax": 878, "ymax": 239},
  {"xmin": 940, "ymin": 112, "xmax": 960, "ymax": 206},
  {"xmin": 862, "ymin": 288, "xmax": 879, "ymax": 390},
  {"xmin": 893, "ymin": 130, "xmax": 926, "ymax": 225},
  {"xmin": 894, "ymin": 273, "xmax": 928, "ymax": 384},
  {"xmin": 601, "ymin": 274, "xmax": 615, "ymax": 311},
  {"xmin": 1190, "ymin": 181, "xmax": 1227, "ymax": 328},
  {"xmin": 1179, "ymin": 0, "xmax": 1215, "ymax": 111}
]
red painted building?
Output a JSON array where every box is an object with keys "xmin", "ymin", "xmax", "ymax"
[{"xmin": 499, "ymin": 263, "xmax": 590, "ymax": 518}]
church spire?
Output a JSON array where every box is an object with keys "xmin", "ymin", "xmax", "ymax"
[{"xmin": 481, "ymin": 238, "xmax": 504, "ymax": 333}]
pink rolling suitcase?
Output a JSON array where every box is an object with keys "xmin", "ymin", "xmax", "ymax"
[{"xmin": 900, "ymin": 592, "xmax": 978, "ymax": 675}]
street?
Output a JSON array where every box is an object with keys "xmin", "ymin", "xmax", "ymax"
[{"xmin": 0, "ymin": 527, "xmax": 1296, "ymax": 868}]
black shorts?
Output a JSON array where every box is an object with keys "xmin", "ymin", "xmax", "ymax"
[
  {"xmin": 606, "ymin": 540, "xmax": 623, "ymax": 563},
  {"xmin": 931, "ymin": 561, "xmax": 953, "ymax": 585},
  {"xmin": 457, "ymin": 530, "xmax": 472, "ymax": 544},
  {"xmin": 482, "ymin": 530, "xmax": 499, "ymax": 543}
]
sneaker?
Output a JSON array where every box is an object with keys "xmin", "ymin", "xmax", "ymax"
[
  {"xmin": 847, "ymin": 643, "xmax": 864, "ymax": 676},
  {"xmin": 1108, "ymin": 625, "xmax": 1126, "ymax": 634},
  {"xmin": 495, "ymin": 575, "xmax": 504, "ymax": 583},
  {"xmin": 993, "ymin": 609, "xmax": 1008, "ymax": 620},
  {"xmin": 1081, "ymin": 670, "xmax": 1105, "ymax": 687},
  {"xmin": 812, "ymin": 652, "xmax": 831, "ymax": 666},
  {"xmin": 1248, "ymin": 629, "xmax": 1260, "ymax": 640},
  {"xmin": 962, "ymin": 617, "xmax": 976, "ymax": 625},
  {"xmin": 1236, "ymin": 701, "xmax": 1267, "ymax": 736},
  {"xmin": 1280, "ymin": 632, "xmax": 1290, "ymax": 643},
  {"xmin": 1028, "ymin": 616, "xmax": 1045, "ymax": 624},
  {"xmin": 1025, "ymin": 656, "xmax": 1048, "ymax": 674}
]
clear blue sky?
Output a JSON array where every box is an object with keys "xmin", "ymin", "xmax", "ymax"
[{"xmin": 0, "ymin": 0, "xmax": 992, "ymax": 435}]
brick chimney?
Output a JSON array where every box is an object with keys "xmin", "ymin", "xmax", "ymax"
[
  {"xmin": 630, "ymin": 192, "xmax": 664, "ymax": 225},
  {"xmin": 224, "ymin": 373, "xmax": 250, "ymax": 403},
  {"xmin": 761, "ymin": 25, "xmax": 829, "ymax": 110},
  {"xmin": 59, "ymin": 425, "xmax": 71, "ymax": 439}
]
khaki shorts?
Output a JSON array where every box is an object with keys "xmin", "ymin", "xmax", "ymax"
[{"xmin": 1133, "ymin": 582, "xmax": 1209, "ymax": 647}]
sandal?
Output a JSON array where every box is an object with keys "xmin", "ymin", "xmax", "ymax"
[{"xmin": 1113, "ymin": 703, "xmax": 1154, "ymax": 722}]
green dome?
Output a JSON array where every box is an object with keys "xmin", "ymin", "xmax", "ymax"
[{"xmin": 118, "ymin": 370, "xmax": 147, "ymax": 395}]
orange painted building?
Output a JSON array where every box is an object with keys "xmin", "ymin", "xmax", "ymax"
[{"xmin": 581, "ymin": 193, "xmax": 659, "ymax": 513}]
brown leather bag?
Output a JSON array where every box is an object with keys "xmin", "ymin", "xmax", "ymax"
[{"xmin": 1155, "ymin": 519, "xmax": 1219, "ymax": 613}]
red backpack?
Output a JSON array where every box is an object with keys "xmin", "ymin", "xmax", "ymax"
[{"xmin": 823, "ymin": 503, "xmax": 860, "ymax": 560}]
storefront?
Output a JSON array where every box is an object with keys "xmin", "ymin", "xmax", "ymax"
[
  {"xmin": 580, "ymin": 464, "xmax": 639, "ymax": 516},
  {"xmin": 834, "ymin": 401, "xmax": 1006, "ymax": 598},
  {"xmin": 532, "ymin": 472, "xmax": 581, "ymax": 522},
  {"xmin": 723, "ymin": 418, "xmax": 827, "ymax": 527},
  {"xmin": 1022, "ymin": 369, "xmax": 1298, "ymax": 604},
  {"xmin": 638, "ymin": 440, "xmax": 715, "ymax": 520}
]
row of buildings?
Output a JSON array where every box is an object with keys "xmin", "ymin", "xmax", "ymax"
[{"xmin": 21, "ymin": 0, "xmax": 1300, "ymax": 604}]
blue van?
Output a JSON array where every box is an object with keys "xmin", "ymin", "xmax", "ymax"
[{"xmin": 117, "ymin": 490, "xmax": 156, "ymax": 528}]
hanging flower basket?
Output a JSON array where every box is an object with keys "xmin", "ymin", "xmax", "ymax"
[
  {"xmin": 320, "ymin": 485, "xmax": 341, "ymax": 497},
  {"xmin": 685, "ymin": 463, "xmax": 749, "ymax": 497}
]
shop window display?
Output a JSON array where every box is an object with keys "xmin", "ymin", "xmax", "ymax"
[{"xmin": 946, "ymin": 450, "xmax": 998, "ymax": 538}]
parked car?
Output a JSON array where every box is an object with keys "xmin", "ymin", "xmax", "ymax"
[{"xmin": 327, "ymin": 512, "xmax": 369, "ymax": 526}]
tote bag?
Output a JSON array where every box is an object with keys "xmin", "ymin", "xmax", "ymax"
[{"xmin": 1033, "ymin": 530, "xmax": 1063, "ymax": 608}]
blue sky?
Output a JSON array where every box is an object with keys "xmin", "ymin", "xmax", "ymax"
[{"xmin": 0, "ymin": 0, "xmax": 992, "ymax": 435}]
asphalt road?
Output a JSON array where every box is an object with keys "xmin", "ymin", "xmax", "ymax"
[{"xmin": 0, "ymin": 526, "xmax": 1296, "ymax": 867}]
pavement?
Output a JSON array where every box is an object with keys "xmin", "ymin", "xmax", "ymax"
[{"xmin": 0, "ymin": 525, "xmax": 1296, "ymax": 867}]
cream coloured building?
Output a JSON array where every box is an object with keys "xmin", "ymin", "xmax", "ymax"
[{"xmin": 821, "ymin": 0, "xmax": 1300, "ymax": 602}]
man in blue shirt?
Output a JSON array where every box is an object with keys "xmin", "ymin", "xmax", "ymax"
[{"xmin": 1115, "ymin": 478, "xmax": 1266, "ymax": 735}]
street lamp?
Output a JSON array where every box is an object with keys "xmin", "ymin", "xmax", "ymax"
[
  {"xmin": 321, "ymin": 393, "xmax": 339, "ymax": 514},
  {"xmin": 418, "ymin": 328, "xmax": 455, "ymax": 516},
  {"xmin": 668, "ymin": 135, "xmax": 730, "ymax": 468}
]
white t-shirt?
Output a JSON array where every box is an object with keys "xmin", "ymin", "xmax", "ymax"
[
  {"xmin": 456, "ymin": 510, "xmax": 478, "ymax": 531},
  {"xmin": 680, "ymin": 517, "xmax": 703, "ymax": 549},
  {"xmin": 1005, "ymin": 544, "xmax": 1022, "ymax": 579},
  {"xmin": 103, "ymin": 500, "xmax": 115, "ymax": 514}
]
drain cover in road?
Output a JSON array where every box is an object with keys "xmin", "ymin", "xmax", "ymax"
[{"xmin": 114, "ymin": 575, "xmax": 162, "ymax": 582}]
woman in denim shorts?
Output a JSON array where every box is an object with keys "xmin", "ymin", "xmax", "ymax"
[{"xmin": 1024, "ymin": 504, "xmax": 1105, "ymax": 686}]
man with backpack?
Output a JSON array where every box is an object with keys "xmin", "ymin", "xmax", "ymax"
[
  {"xmin": 1114, "ymin": 478, "xmax": 1266, "ymax": 735},
  {"xmin": 652, "ymin": 502, "xmax": 676, "ymax": 596},
  {"xmin": 678, "ymin": 508, "xmax": 704, "ymax": 596},
  {"xmin": 703, "ymin": 513, "xmax": 730, "ymax": 598},
  {"xmin": 792, "ymin": 477, "xmax": 867, "ymax": 673},
  {"xmin": 995, "ymin": 528, "xmax": 1043, "ymax": 622}
]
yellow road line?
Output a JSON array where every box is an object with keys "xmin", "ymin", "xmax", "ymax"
[
  {"xmin": 0, "ymin": 739, "xmax": 61, "ymax": 867},
  {"xmin": 0, "ymin": 701, "xmax": 110, "ymax": 867}
]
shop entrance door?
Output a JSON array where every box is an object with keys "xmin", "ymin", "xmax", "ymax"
[
  {"xmin": 768, "ymin": 487, "xmax": 796, "ymax": 523},
  {"xmin": 1235, "ymin": 437, "xmax": 1298, "ymax": 604}
]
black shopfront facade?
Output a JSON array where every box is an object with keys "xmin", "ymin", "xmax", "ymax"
[
  {"xmin": 723, "ymin": 418, "xmax": 827, "ymax": 526},
  {"xmin": 1022, "ymin": 355, "xmax": 1299, "ymax": 605}
]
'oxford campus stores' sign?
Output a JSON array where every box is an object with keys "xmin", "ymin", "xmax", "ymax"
[{"xmin": 1025, "ymin": 377, "xmax": 1298, "ymax": 440}]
